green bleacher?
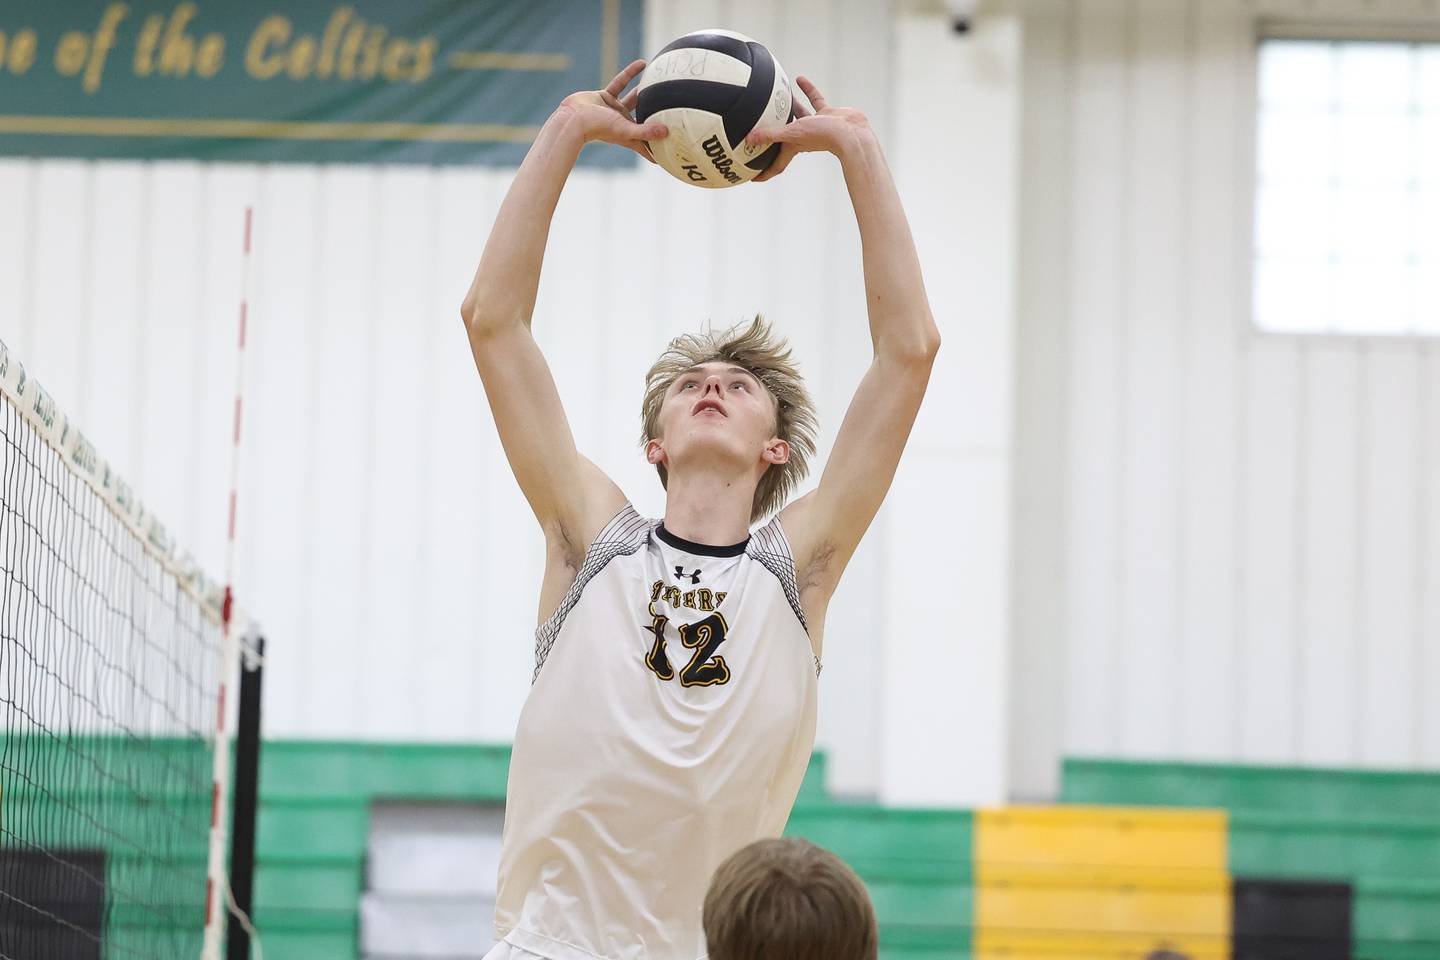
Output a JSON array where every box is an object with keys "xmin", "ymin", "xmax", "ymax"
[
  {"xmin": 251, "ymin": 742, "xmax": 972, "ymax": 959},
  {"xmin": 0, "ymin": 736, "xmax": 211, "ymax": 955},
  {"xmin": 784, "ymin": 804, "xmax": 973, "ymax": 958},
  {"xmin": 1063, "ymin": 758, "xmax": 1440, "ymax": 960},
  {"xmin": 253, "ymin": 742, "xmax": 848, "ymax": 957},
  {"xmin": 15, "ymin": 739, "xmax": 1437, "ymax": 958}
]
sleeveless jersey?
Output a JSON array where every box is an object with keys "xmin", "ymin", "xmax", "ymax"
[{"xmin": 492, "ymin": 504, "xmax": 821, "ymax": 960}]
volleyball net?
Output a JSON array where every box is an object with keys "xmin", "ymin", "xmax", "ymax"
[{"xmin": 0, "ymin": 336, "xmax": 248, "ymax": 959}]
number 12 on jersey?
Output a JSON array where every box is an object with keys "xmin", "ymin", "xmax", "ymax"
[{"xmin": 644, "ymin": 611, "xmax": 732, "ymax": 687}]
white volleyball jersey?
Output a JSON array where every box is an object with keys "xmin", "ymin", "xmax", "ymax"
[{"xmin": 493, "ymin": 503, "xmax": 821, "ymax": 960}]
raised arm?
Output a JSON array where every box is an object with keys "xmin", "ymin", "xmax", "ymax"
[
  {"xmin": 460, "ymin": 62, "xmax": 667, "ymax": 565},
  {"xmin": 751, "ymin": 77, "xmax": 942, "ymax": 599}
]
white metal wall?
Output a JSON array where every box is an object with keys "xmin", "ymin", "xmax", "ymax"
[
  {"xmin": 0, "ymin": 0, "xmax": 896, "ymax": 794},
  {"xmin": 20, "ymin": 0, "xmax": 1431, "ymax": 806},
  {"xmin": 1010, "ymin": 0, "xmax": 1440, "ymax": 798}
]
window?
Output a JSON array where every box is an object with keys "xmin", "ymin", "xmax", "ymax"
[{"xmin": 1254, "ymin": 38, "xmax": 1440, "ymax": 335}]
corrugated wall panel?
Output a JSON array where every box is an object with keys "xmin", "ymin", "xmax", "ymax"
[
  {"xmin": 1298, "ymin": 342, "xmax": 1361, "ymax": 764},
  {"xmin": 1061, "ymin": 0, "xmax": 1131, "ymax": 758},
  {"xmin": 1428, "ymin": 341, "xmax": 1440, "ymax": 771},
  {"xmin": 1424, "ymin": 342, "xmax": 1440, "ymax": 767},
  {"xmin": 1177, "ymin": 0, "xmax": 1246, "ymax": 763},
  {"xmin": 1009, "ymin": 0, "xmax": 1073, "ymax": 800},
  {"xmin": 1359, "ymin": 344, "xmax": 1423, "ymax": 765},
  {"xmin": 1014, "ymin": 0, "xmax": 1440, "ymax": 789},
  {"xmin": 1120, "ymin": 0, "xmax": 1187, "ymax": 758}
]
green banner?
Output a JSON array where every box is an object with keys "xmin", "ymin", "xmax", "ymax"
[{"xmin": 0, "ymin": 0, "xmax": 643, "ymax": 165}]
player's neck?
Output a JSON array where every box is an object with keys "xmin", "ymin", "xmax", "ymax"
[{"xmin": 662, "ymin": 469, "xmax": 754, "ymax": 546}]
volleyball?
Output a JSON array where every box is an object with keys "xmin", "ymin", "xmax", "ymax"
[{"xmin": 635, "ymin": 29, "xmax": 795, "ymax": 188}]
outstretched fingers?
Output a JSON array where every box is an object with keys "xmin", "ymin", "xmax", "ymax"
[
  {"xmin": 602, "ymin": 84, "xmax": 667, "ymax": 140},
  {"xmin": 795, "ymin": 75, "xmax": 827, "ymax": 112},
  {"xmin": 611, "ymin": 72, "xmax": 666, "ymax": 140},
  {"xmin": 606, "ymin": 59, "xmax": 647, "ymax": 98}
]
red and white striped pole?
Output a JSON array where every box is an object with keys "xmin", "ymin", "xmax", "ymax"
[{"xmin": 202, "ymin": 206, "xmax": 253, "ymax": 960}]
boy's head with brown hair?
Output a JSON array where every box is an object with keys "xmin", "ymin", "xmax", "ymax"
[
  {"xmin": 640, "ymin": 314, "xmax": 818, "ymax": 524},
  {"xmin": 703, "ymin": 837, "xmax": 878, "ymax": 960}
]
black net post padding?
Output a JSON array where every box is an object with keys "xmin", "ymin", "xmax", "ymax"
[{"xmin": 226, "ymin": 635, "xmax": 264, "ymax": 960}]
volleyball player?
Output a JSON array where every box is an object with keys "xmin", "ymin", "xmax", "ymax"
[{"xmin": 461, "ymin": 60, "xmax": 938, "ymax": 960}]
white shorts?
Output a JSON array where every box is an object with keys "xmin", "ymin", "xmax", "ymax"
[{"xmin": 481, "ymin": 942, "xmax": 549, "ymax": 960}]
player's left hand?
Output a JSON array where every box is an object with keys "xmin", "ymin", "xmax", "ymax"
[{"xmin": 743, "ymin": 76, "xmax": 872, "ymax": 182}]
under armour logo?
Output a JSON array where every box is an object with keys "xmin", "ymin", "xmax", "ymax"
[{"xmin": 675, "ymin": 565, "xmax": 701, "ymax": 584}]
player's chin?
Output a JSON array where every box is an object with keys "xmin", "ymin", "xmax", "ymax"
[{"xmin": 684, "ymin": 427, "xmax": 749, "ymax": 458}]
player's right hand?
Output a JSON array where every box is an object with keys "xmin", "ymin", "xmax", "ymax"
[{"xmin": 559, "ymin": 59, "xmax": 668, "ymax": 163}]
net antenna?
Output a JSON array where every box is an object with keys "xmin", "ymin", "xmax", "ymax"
[{"xmin": 200, "ymin": 206, "xmax": 262, "ymax": 960}]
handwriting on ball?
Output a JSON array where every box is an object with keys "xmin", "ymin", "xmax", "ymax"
[{"xmin": 648, "ymin": 49, "xmax": 710, "ymax": 79}]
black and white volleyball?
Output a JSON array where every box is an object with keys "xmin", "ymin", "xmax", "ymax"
[{"xmin": 636, "ymin": 29, "xmax": 794, "ymax": 188}]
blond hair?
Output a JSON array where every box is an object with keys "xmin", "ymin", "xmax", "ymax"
[
  {"xmin": 640, "ymin": 315, "xmax": 817, "ymax": 523},
  {"xmin": 703, "ymin": 837, "xmax": 878, "ymax": 960}
]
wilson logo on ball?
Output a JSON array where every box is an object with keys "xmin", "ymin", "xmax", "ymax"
[
  {"xmin": 635, "ymin": 29, "xmax": 795, "ymax": 189},
  {"xmin": 701, "ymin": 135, "xmax": 741, "ymax": 184}
]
